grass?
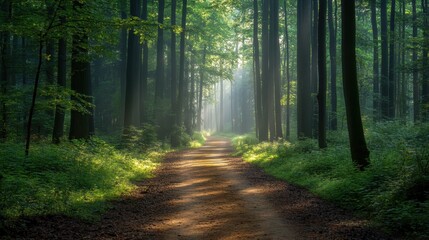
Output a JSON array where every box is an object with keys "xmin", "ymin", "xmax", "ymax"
[
  {"xmin": 0, "ymin": 138, "xmax": 165, "ymax": 222},
  {"xmin": 232, "ymin": 123, "xmax": 429, "ymax": 239}
]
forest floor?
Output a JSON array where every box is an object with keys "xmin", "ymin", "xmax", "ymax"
[{"xmin": 2, "ymin": 137, "xmax": 396, "ymax": 239}]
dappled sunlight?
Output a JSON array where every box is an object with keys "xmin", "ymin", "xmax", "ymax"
[{"xmin": 142, "ymin": 137, "xmax": 296, "ymax": 239}]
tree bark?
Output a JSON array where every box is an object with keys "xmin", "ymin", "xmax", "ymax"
[
  {"xmin": 69, "ymin": 0, "xmax": 93, "ymax": 140},
  {"xmin": 328, "ymin": 0, "xmax": 337, "ymax": 130},
  {"xmin": 52, "ymin": 10, "xmax": 67, "ymax": 144},
  {"xmin": 297, "ymin": 0, "xmax": 312, "ymax": 138},
  {"xmin": 413, "ymin": 0, "xmax": 420, "ymax": 122},
  {"xmin": 388, "ymin": 0, "xmax": 396, "ymax": 118},
  {"xmin": 177, "ymin": 0, "xmax": 188, "ymax": 128},
  {"xmin": 380, "ymin": 0, "xmax": 389, "ymax": 119},
  {"xmin": 260, "ymin": 0, "xmax": 269, "ymax": 141},
  {"xmin": 341, "ymin": 0, "xmax": 370, "ymax": 170},
  {"xmin": 370, "ymin": 0, "xmax": 380, "ymax": 121},
  {"xmin": 253, "ymin": 0, "xmax": 262, "ymax": 140},
  {"xmin": 271, "ymin": 0, "xmax": 282, "ymax": 139},
  {"xmin": 318, "ymin": 0, "xmax": 327, "ymax": 149},
  {"xmin": 123, "ymin": 0, "xmax": 142, "ymax": 132}
]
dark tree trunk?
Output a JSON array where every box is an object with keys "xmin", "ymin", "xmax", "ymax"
[
  {"xmin": 311, "ymin": 0, "xmax": 318, "ymax": 138},
  {"xmin": 177, "ymin": 0, "xmax": 188, "ymax": 128},
  {"xmin": 69, "ymin": 0, "xmax": 93, "ymax": 140},
  {"xmin": 297, "ymin": 0, "xmax": 312, "ymax": 138},
  {"xmin": 270, "ymin": 0, "xmax": 282, "ymax": 139},
  {"xmin": 260, "ymin": 0, "xmax": 269, "ymax": 141},
  {"xmin": 170, "ymin": 0, "xmax": 179, "ymax": 146},
  {"xmin": 388, "ymin": 0, "xmax": 396, "ymax": 118},
  {"xmin": 318, "ymin": 0, "xmax": 327, "ymax": 149},
  {"xmin": 422, "ymin": 0, "xmax": 429, "ymax": 121},
  {"xmin": 140, "ymin": 0, "xmax": 148, "ymax": 125},
  {"xmin": 284, "ymin": 0, "xmax": 291, "ymax": 140},
  {"xmin": 371, "ymin": 0, "xmax": 380, "ymax": 121},
  {"xmin": 52, "ymin": 11, "xmax": 67, "ymax": 144},
  {"xmin": 341, "ymin": 0, "xmax": 370, "ymax": 170},
  {"xmin": 380, "ymin": 0, "xmax": 389, "ymax": 119},
  {"xmin": 123, "ymin": 0, "xmax": 142, "ymax": 132},
  {"xmin": 253, "ymin": 0, "xmax": 262, "ymax": 140},
  {"xmin": 328, "ymin": 0, "xmax": 337, "ymax": 130},
  {"xmin": 25, "ymin": 41, "xmax": 43, "ymax": 156},
  {"xmin": 413, "ymin": 0, "xmax": 420, "ymax": 122}
]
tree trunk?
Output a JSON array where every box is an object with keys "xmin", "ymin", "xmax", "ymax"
[
  {"xmin": 123, "ymin": 0, "xmax": 142, "ymax": 132},
  {"xmin": 52, "ymin": 11, "xmax": 67, "ymax": 144},
  {"xmin": 318, "ymin": 0, "xmax": 327, "ymax": 149},
  {"xmin": 69, "ymin": 0, "xmax": 93, "ymax": 140},
  {"xmin": 177, "ymin": 0, "xmax": 188, "ymax": 128},
  {"xmin": 341, "ymin": 0, "xmax": 370, "ymax": 170},
  {"xmin": 253, "ymin": 0, "xmax": 262, "ymax": 140},
  {"xmin": 371, "ymin": 0, "xmax": 380, "ymax": 121},
  {"xmin": 270, "ymin": 0, "xmax": 282, "ymax": 139},
  {"xmin": 422, "ymin": 0, "xmax": 429, "ymax": 121},
  {"xmin": 388, "ymin": 0, "xmax": 396, "ymax": 118},
  {"xmin": 328, "ymin": 0, "xmax": 337, "ymax": 130},
  {"xmin": 297, "ymin": 0, "xmax": 312, "ymax": 138},
  {"xmin": 311, "ymin": 0, "xmax": 319, "ymax": 138},
  {"xmin": 284, "ymin": 0, "xmax": 291, "ymax": 140},
  {"xmin": 260, "ymin": 0, "xmax": 269, "ymax": 141},
  {"xmin": 413, "ymin": 0, "xmax": 420, "ymax": 122},
  {"xmin": 380, "ymin": 0, "xmax": 389, "ymax": 119}
]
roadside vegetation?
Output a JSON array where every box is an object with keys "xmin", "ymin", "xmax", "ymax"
[
  {"xmin": 0, "ymin": 129, "xmax": 206, "ymax": 230},
  {"xmin": 232, "ymin": 122, "xmax": 429, "ymax": 239}
]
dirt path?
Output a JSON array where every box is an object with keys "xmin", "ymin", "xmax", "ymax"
[{"xmin": 3, "ymin": 137, "xmax": 394, "ymax": 239}]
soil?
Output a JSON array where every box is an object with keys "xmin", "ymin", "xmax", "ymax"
[{"xmin": 1, "ymin": 137, "xmax": 396, "ymax": 239}]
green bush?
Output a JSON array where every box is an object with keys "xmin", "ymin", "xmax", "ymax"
[
  {"xmin": 0, "ymin": 138, "xmax": 164, "ymax": 222},
  {"xmin": 232, "ymin": 122, "xmax": 429, "ymax": 239}
]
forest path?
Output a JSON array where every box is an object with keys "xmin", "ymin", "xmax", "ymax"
[
  {"xmin": 7, "ymin": 137, "xmax": 394, "ymax": 239},
  {"xmin": 142, "ymin": 137, "xmax": 297, "ymax": 239}
]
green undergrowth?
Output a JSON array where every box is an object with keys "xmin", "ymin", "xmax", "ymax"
[
  {"xmin": 0, "ymin": 138, "xmax": 165, "ymax": 223},
  {"xmin": 232, "ymin": 123, "xmax": 429, "ymax": 239}
]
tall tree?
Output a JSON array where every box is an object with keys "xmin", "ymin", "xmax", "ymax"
[
  {"xmin": 422, "ymin": 0, "xmax": 429, "ymax": 121},
  {"xmin": 271, "ymin": 0, "xmax": 282, "ymax": 139},
  {"xmin": 52, "ymin": 6, "xmax": 67, "ymax": 144},
  {"xmin": 413, "ymin": 0, "xmax": 420, "ymax": 122},
  {"xmin": 311, "ymin": 0, "xmax": 319, "ymax": 137},
  {"xmin": 123, "ymin": 0, "xmax": 142, "ymax": 132},
  {"xmin": 69, "ymin": 0, "xmax": 93, "ymax": 140},
  {"xmin": 283, "ymin": 0, "xmax": 291, "ymax": 139},
  {"xmin": 253, "ymin": 0, "xmax": 262, "ymax": 140},
  {"xmin": 388, "ymin": 0, "xmax": 396, "ymax": 118},
  {"xmin": 380, "ymin": 0, "xmax": 389, "ymax": 119},
  {"xmin": 297, "ymin": 0, "xmax": 312, "ymax": 138},
  {"xmin": 177, "ymin": 0, "xmax": 188, "ymax": 128},
  {"xmin": 341, "ymin": 0, "xmax": 370, "ymax": 170},
  {"xmin": 260, "ymin": 0, "xmax": 269, "ymax": 141},
  {"xmin": 318, "ymin": 0, "xmax": 327, "ymax": 149},
  {"xmin": 170, "ymin": 0, "xmax": 179, "ymax": 147},
  {"xmin": 328, "ymin": 0, "xmax": 337, "ymax": 130},
  {"xmin": 371, "ymin": 0, "xmax": 380, "ymax": 121}
]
